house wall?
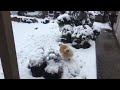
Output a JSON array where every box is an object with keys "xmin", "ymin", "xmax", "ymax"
[{"xmin": 114, "ymin": 11, "xmax": 120, "ymax": 45}]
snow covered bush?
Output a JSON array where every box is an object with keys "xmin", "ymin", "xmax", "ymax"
[
  {"xmin": 60, "ymin": 25, "xmax": 73, "ymax": 43},
  {"xmin": 72, "ymin": 25, "xmax": 93, "ymax": 39},
  {"xmin": 43, "ymin": 49, "xmax": 63, "ymax": 79},
  {"xmin": 44, "ymin": 49, "xmax": 62, "ymax": 62},
  {"xmin": 59, "ymin": 24, "xmax": 93, "ymax": 49},
  {"xmin": 22, "ymin": 18, "xmax": 33, "ymax": 23},
  {"xmin": 82, "ymin": 41, "xmax": 91, "ymax": 49},
  {"xmin": 94, "ymin": 11, "xmax": 110, "ymax": 23},
  {"xmin": 41, "ymin": 18, "xmax": 50, "ymax": 24},
  {"xmin": 53, "ymin": 11, "xmax": 60, "ymax": 19},
  {"xmin": 28, "ymin": 60, "xmax": 47, "ymax": 77},
  {"xmin": 28, "ymin": 55, "xmax": 46, "ymax": 77},
  {"xmin": 88, "ymin": 11, "xmax": 101, "ymax": 20},
  {"xmin": 22, "ymin": 18, "xmax": 38, "ymax": 23},
  {"xmin": 57, "ymin": 14, "xmax": 73, "ymax": 27},
  {"xmin": 60, "ymin": 11, "xmax": 66, "ymax": 14},
  {"xmin": 28, "ymin": 49, "xmax": 63, "ymax": 79},
  {"xmin": 43, "ymin": 60, "xmax": 63, "ymax": 79},
  {"xmin": 95, "ymin": 14, "xmax": 104, "ymax": 22},
  {"xmin": 69, "ymin": 11, "xmax": 87, "ymax": 26},
  {"xmin": 17, "ymin": 11, "xmax": 27, "ymax": 16},
  {"xmin": 71, "ymin": 25, "xmax": 93, "ymax": 49},
  {"xmin": 60, "ymin": 24, "xmax": 73, "ymax": 34},
  {"xmin": 68, "ymin": 11, "xmax": 94, "ymax": 27},
  {"xmin": 91, "ymin": 29, "xmax": 101, "ymax": 40},
  {"xmin": 11, "ymin": 17, "xmax": 21, "ymax": 22},
  {"xmin": 28, "ymin": 47, "xmax": 46, "ymax": 77},
  {"xmin": 57, "ymin": 11, "xmax": 110, "ymax": 49}
]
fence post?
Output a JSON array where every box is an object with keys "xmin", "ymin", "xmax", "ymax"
[{"xmin": 0, "ymin": 11, "xmax": 20, "ymax": 79}]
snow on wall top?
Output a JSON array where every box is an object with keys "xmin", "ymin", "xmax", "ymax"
[{"xmin": 11, "ymin": 15, "xmax": 37, "ymax": 19}]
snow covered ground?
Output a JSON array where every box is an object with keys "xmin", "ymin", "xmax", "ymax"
[{"xmin": 0, "ymin": 15, "xmax": 111, "ymax": 79}]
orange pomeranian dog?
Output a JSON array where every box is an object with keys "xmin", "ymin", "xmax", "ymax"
[{"xmin": 59, "ymin": 42, "xmax": 73, "ymax": 61}]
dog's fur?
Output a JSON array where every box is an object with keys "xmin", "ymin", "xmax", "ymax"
[{"xmin": 59, "ymin": 43, "xmax": 73, "ymax": 61}]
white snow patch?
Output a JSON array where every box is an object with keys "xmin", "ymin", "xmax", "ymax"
[
  {"xmin": 45, "ymin": 60, "xmax": 62, "ymax": 74},
  {"xmin": 48, "ymin": 53, "xmax": 57, "ymax": 59},
  {"xmin": 93, "ymin": 22, "xmax": 112, "ymax": 31}
]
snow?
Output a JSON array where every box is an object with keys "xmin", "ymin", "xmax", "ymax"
[
  {"xmin": 0, "ymin": 16, "xmax": 98, "ymax": 79},
  {"xmin": 83, "ymin": 25, "xmax": 93, "ymax": 35},
  {"xmin": 72, "ymin": 41, "xmax": 77, "ymax": 45},
  {"xmin": 41, "ymin": 17, "xmax": 50, "ymax": 23},
  {"xmin": 82, "ymin": 19, "xmax": 85, "ymax": 24},
  {"xmin": 48, "ymin": 53, "xmax": 57, "ymax": 59},
  {"xmin": 12, "ymin": 21, "xmax": 61, "ymax": 79},
  {"xmin": 62, "ymin": 41, "xmax": 96, "ymax": 79},
  {"xmin": 57, "ymin": 14, "xmax": 71, "ymax": 21},
  {"xmin": 60, "ymin": 41, "xmax": 96, "ymax": 79},
  {"xmin": 22, "ymin": 18, "xmax": 33, "ymax": 23},
  {"xmin": 88, "ymin": 11, "xmax": 100, "ymax": 16},
  {"xmin": 72, "ymin": 25, "xmax": 93, "ymax": 38},
  {"xmin": 11, "ymin": 15, "xmax": 40, "ymax": 20},
  {"xmin": 93, "ymin": 22, "xmax": 112, "ymax": 31},
  {"xmin": 62, "ymin": 25, "xmax": 73, "ymax": 31},
  {"xmin": 44, "ymin": 17, "xmax": 49, "ymax": 21},
  {"xmin": 61, "ymin": 25, "xmax": 73, "ymax": 35},
  {"xmin": 88, "ymin": 11, "xmax": 101, "ymax": 20},
  {"xmin": 28, "ymin": 47, "xmax": 45, "ymax": 67},
  {"xmin": 26, "ymin": 11, "xmax": 40, "ymax": 16},
  {"xmin": 11, "ymin": 11, "xmax": 42, "ymax": 17},
  {"xmin": 45, "ymin": 64, "xmax": 59, "ymax": 74},
  {"xmin": 45, "ymin": 60, "xmax": 62, "ymax": 74}
]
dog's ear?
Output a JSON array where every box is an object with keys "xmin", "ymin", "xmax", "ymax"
[
  {"xmin": 59, "ymin": 43, "xmax": 62, "ymax": 46},
  {"xmin": 65, "ymin": 48, "xmax": 69, "ymax": 52},
  {"xmin": 59, "ymin": 42, "xmax": 63, "ymax": 46}
]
